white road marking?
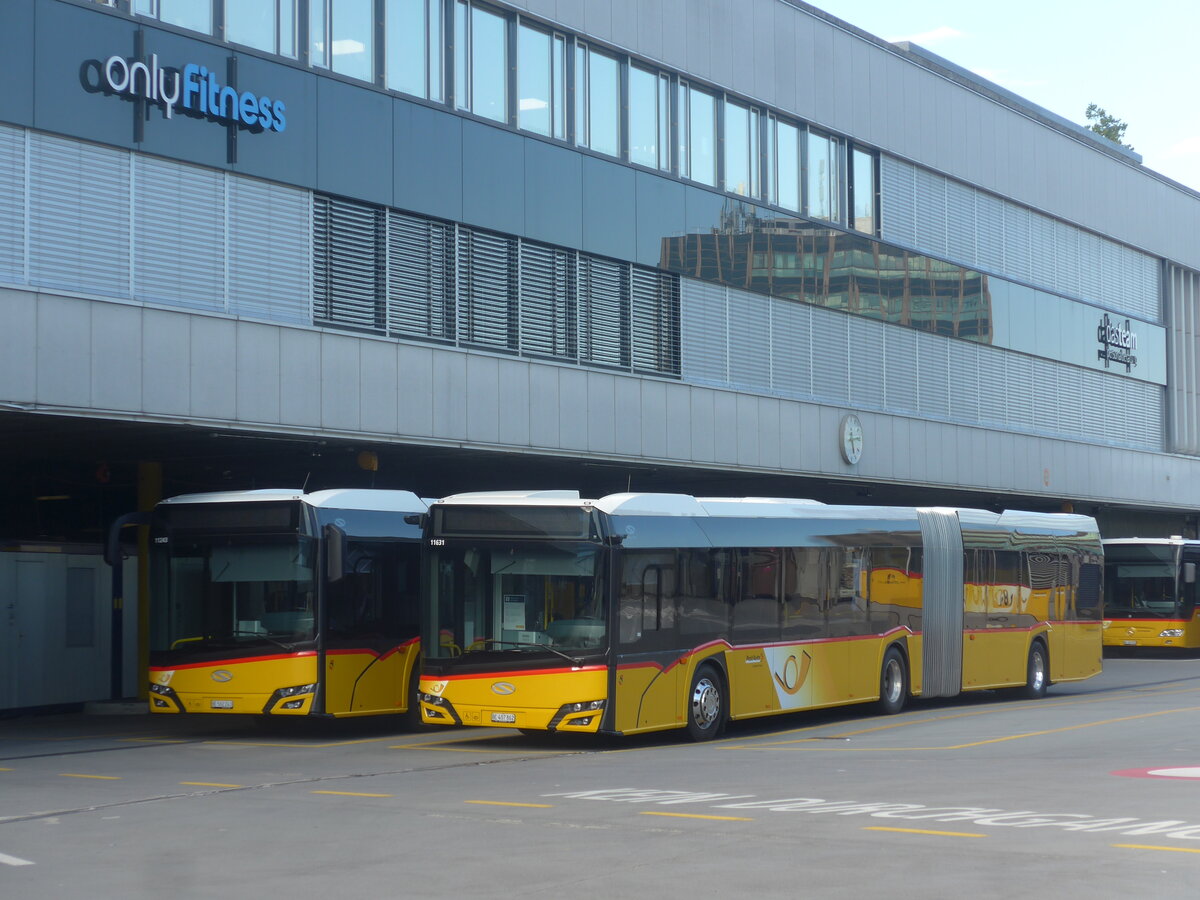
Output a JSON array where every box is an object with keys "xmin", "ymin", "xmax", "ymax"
[{"xmin": 0, "ymin": 852, "xmax": 35, "ymax": 867}]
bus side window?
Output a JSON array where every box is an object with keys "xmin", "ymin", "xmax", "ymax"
[
  {"xmin": 783, "ymin": 547, "xmax": 824, "ymax": 639},
  {"xmin": 828, "ymin": 546, "xmax": 869, "ymax": 637}
]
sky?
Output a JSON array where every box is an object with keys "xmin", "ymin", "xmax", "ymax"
[{"xmin": 807, "ymin": 0, "xmax": 1200, "ymax": 190}]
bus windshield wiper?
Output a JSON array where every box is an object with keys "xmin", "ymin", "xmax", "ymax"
[
  {"xmin": 229, "ymin": 630, "xmax": 296, "ymax": 652},
  {"xmin": 468, "ymin": 639, "xmax": 583, "ymax": 667}
]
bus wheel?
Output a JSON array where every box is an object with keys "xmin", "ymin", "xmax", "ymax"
[
  {"xmin": 686, "ymin": 664, "xmax": 726, "ymax": 741},
  {"xmin": 1021, "ymin": 643, "xmax": 1048, "ymax": 700},
  {"xmin": 877, "ymin": 647, "xmax": 908, "ymax": 715}
]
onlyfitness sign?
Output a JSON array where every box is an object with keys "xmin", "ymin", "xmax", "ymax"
[{"xmin": 88, "ymin": 52, "xmax": 287, "ymax": 133}]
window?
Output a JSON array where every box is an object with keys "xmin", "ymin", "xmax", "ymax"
[
  {"xmin": 678, "ymin": 81, "xmax": 715, "ymax": 186},
  {"xmin": 768, "ymin": 115, "xmax": 801, "ymax": 213},
  {"xmin": 629, "ymin": 66, "xmax": 670, "ymax": 170},
  {"xmin": 311, "ymin": 0, "xmax": 374, "ymax": 82},
  {"xmin": 225, "ymin": 0, "xmax": 296, "ymax": 57},
  {"xmin": 806, "ymin": 129, "xmax": 844, "ymax": 223},
  {"xmin": 575, "ymin": 43, "xmax": 620, "ymax": 157},
  {"xmin": 134, "ymin": 0, "xmax": 212, "ymax": 33},
  {"xmin": 387, "ymin": 0, "xmax": 443, "ymax": 100},
  {"xmin": 517, "ymin": 23, "xmax": 565, "ymax": 139},
  {"xmin": 724, "ymin": 100, "xmax": 760, "ymax": 198},
  {"xmin": 455, "ymin": 1, "xmax": 508, "ymax": 122},
  {"xmin": 851, "ymin": 146, "xmax": 877, "ymax": 235}
]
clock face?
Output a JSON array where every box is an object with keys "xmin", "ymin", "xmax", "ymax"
[{"xmin": 840, "ymin": 414, "xmax": 863, "ymax": 464}]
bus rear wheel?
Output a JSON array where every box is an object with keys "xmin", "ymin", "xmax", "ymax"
[
  {"xmin": 686, "ymin": 664, "xmax": 726, "ymax": 741},
  {"xmin": 877, "ymin": 647, "xmax": 908, "ymax": 715},
  {"xmin": 1021, "ymin": 642, "xmax": 1048, "ymax": 700}
]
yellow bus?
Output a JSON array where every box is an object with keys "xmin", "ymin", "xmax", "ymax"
[
  {"xmin": 148, "ymin": 489, "xmax": 428, "ymax": 719},
  {"xmin": 1102, "ymin": 538, "xmax": 1200, "ymax": 650},
  {"xmin": 418, "ymin": 492, "xmax": 1103, "ymax": 740}
]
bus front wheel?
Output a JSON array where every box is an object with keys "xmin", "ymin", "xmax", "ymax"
[
  {"xmin": 1021, "ymin": 643, "xmax": 1048, "ymax": 700},
  {"xmin": 877, "ymin": 647, "xmax": 908, "ymax": 715},
  {"xmin": 686, "ymin": 664, "xmax": 726, "ymax": 741}
]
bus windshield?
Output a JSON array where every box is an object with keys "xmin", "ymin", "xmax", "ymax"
[
  {"xmin": 1104, "ymin": 545, "xmax": 1180, "ymax": 618},
  {"xmin": 151, "ymin": 535, "xmax": 317, "ymax": 654},
  {"xmin": 426, "ymin": 542, "xmax": 606, "ymax": 661}
]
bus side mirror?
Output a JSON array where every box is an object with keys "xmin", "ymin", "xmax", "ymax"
[
  {"xmin": 1185, "ymin": 562, "xmax": 1196, "ymax": 584},
  {"xmin": 325, "ymin": 523, "xmax": 346, "ymax": 583}
]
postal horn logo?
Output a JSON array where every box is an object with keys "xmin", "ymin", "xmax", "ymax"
[
  {"xmin": 491, "ymin": 682, "xmax": 516, "ymax": 695},
  {"xmin": 211, "ymin": 670, "xmax": 234, "ymax": 683}
]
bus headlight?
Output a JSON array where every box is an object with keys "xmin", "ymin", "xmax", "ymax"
[{"xmin": 1159, "ymin": 629, "xmax": 1184, "ymax": 638}]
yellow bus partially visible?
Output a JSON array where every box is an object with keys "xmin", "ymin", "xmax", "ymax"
[
  {"xmin": 418, "ymin": 492, "xmax": 1103, "ymax": 740},
  {"xmin": 147, "ymin": 489, "xmax": 428, "ymax": 719},
  {"xmin": 1102, "ymin": 538, "xmax": 1200, "ymax": 650}
]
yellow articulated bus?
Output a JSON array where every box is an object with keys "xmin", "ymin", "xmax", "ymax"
[
  {"xmin": 148, "ymin": 489, "xmax": 428, "ymax": 719},
  {"xmin": 1102, "ymin": 537, "xmax": 1200, "ymax": 650},
  {"xmin": 418, "ymin": 492, "xmax": 1104, "ymax": 740}
]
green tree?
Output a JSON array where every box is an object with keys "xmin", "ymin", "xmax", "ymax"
[{"xmin": 1085, "ymin": 103, "xmax": 1134, "ymax": 150}]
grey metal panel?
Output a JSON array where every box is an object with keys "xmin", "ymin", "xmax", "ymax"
[
  {"xmin": 581, "ymin": 155, "xmax": 637, "ymax": 262},
  {"xmin": 136, "ymin": 29, "xmax": 228, "ymax": 169},
  {"xmin": 228, "ymin": 177, "xmax": 311, "ymax": 325},
  {"xmin": 689, "ymin": 389, "xmax": 716, "ymax": 461},
  {"xmin": 316, "ymin": 78, "xmax": 393, "ymax": 207},
  {"xmin": 640, "ymin": 379, "xmax": 668, "ymax": 458},
  {"xmin": 635, "ymin": 0, "xmax": 664, "ymax": 63},
  {"xmin": 29, "ymin": 133, "xmax": 130, "ymax": 299},
  {"xmin": 0, "ymin": 0, "xmax": 32, "ymax": 127},
  {"xmin": 916, "ymin": 507, "xmax": 964, "ymax": 699},
  {"xmin": 751, "ymin": 0, "xmax": 775, "ymax": 106},
  {"xmin": 586, "ymin": 370, "xmax": 616, "ymax": 454},
  {"xmin": 779, "ymin": 397, "xmax": 802, "ymax": 469},
  {"xmin": 683, "ymin": 0, "xmax": 710, "ymax": 83},
  {"xmin": 524, "ymin": 138, "xmax": 583, "ymax": 250},
  {"xmin": 279, "ymin": 328, "xmax": 322, "ymax": 427},
  {"xmin": 946, "ymin": 340, "xmax": 977, "ymax": 423},
  {"xmin": 231, "ymin": 54, "xmax": 318, "ymax": 189},
  {"xmin": 141, "ymin": 308, "xmax": 191, "ymax": 415},
  {"xmin": 395, "ymin": 342, "xmax": 434, "ymax": 436},
  {"xmin": 769, "ymin": 1, "xmax": 796, "ymax": 113},
  {"xmin": 582, "ymin": 0, "xmax": 613, "ymax": 43},
  {"xmin": 189, "ymin": 316, "xmax": 237, "ymax": 420},
  {"xmin": 665, "ymin": 381, "xmax": 692, "ymax": 460},
  {"xmin": 527, "ymin": 364, "xmax": 560, "ymax": 448},
  {"xmin": 359, "ymin": 339, "xmax": 399, "ymax": 435},
  {"xmin": 431, "ymin": 347, "xmax": 467, "ymax": 439},
  {"xmin": 847, "ymin": 316, "xmax": 884, "ymax": 410},
  {"xmin": 91, "ymin": 303, "xmax": 142, "ymax": 413},
  {"xmin": 756, "ymin": 396, "xmax": 781, "ymax": 469},
  {"xmin": 807, "ymin": 15, "xmax": 834, "ymax": 127},
  {"xmin": 829, "ymin": 28, "xmax": 854, "ymax": 137},
  {"xmin": 0, "ymin": 288, "xmax": 35, "ymax": 403},
  {"xmin": 32, "ymin": 0, "xmax": 135, "ymax": 152},
  {"xmin": 558, "ymin": 366, "xmax": 588, "ymax": 450},
  {"xmin": 234, "ymin": 322, "xmax": 281, "ymax": 424},
  {"xmin": 712, "ymin": 390, "xmax": 738, "ymax": 463},
  {"xmin": 496, "ymin": 357, "xmax": 531, "ymax": 446},
  {"xmin": 133, "ymin": 155, "xmax": 225, "ymax": 312},
  {"xmin": 318, "ymin": 333, "xmax": 362, "ymax": 432},
  {"xmin": 394, "ymin": 100, "xmax": 464, "ymax": 223},
  {"xmin": 35, "ymin": 294, "xmax": 91, "ymax": 408},
  {"xmin": 659, "ymin": 0, "xmax": 687, "ymax": 70},
  {"xmin": 614, "ymin": 376, "xmax": 642, "ymax": 456},
  {"xmin": 707, "ymin": 0, "xmax": 735, "ymax": 90},
  {"xmin": 0, "ymin": 125, "xmax": 24, "ymax": 284},
  {"xmin": 462, "ymin": 121, "xmax": 525, "ymax": 237},
  {"xmin": 465, "ymin": 354, "xmax": 500, "ymax": 443},
  {"xmin": 609, "ymin": 0, "xmax": 638, "ymax": 50},
  {"xmin": 735, "ymin": 392, "xmax": 758, "ymax": 464}
]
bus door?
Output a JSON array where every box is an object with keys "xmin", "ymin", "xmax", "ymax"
[{"xmin": 1179, "ymin": 549, "xmax": 1200, "ymax": 644}]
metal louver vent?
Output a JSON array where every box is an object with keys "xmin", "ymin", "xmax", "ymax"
[
  {"xmin": 520, "ymin": 242, "xmax": 576, "ymax": 359},
  {"xmin": 631, "ymin": 266, "xmax": 680, "ymax": 375},
  {"xmin": 579, "ymin": 256, "xmax": 630, "ymax": 368},
  {"xmin": 313, "ymin": 196, "xmax": 385, "ymax": 332},
  {"xmin": 388, "ymin": 211, "xmax": 455, "ymax": 340},
  {"xmin": 458, "ymin": 229, "xmax": 517, "ymax": 350}
]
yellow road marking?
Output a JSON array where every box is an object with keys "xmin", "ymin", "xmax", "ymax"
[
  {"xmin": 59, "ymin": 773, "xmax": 120, "ymax": 780},
  {"xmin": 122, "ymin": 738, "xmax": 190, "ymax": 744},
  {"xmin": 640, "ymin": 811, "xmax": 754, "ymax": 822},
  {"xmin": 466, "ymin": 800, "xmax": 554, "ymax": 808},
  {"xmin": 180, "ymin": 782, "xmax": 242, "ymax": 788},
  {"xmin": 1114, "ymin": 843, "xmax": 1200, "ymax": 855},
  {"xmin": 865, "ymin": 826, "xmax": 985, "ymax": 838},
  {"xmin": 0, "ymin": 767, "xmax": 12, "ymax": 772},
  {"xmin": 311, "ymin": 790, "xmax": 393, "ymax": 798}
]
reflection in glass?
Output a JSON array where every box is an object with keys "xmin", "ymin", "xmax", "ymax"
[
  {"xmin": 725, "ymin": 101, "xmax": 759, "ymax": 198},
  {"xmin": 770, "ymin": 116, "xmax": 801, "ymax": 213},
  {"xmin": 807, "ymin": 131, "xmax": 842, "ymax": 222},
  {"xmin": 225, "ymin": 0, "xmax": 275, "ymax": 52},
  {"xmin": 629, "ymin": 66, "xmax": 659, "ymax": 168},
  {"xmin": 660, "ymin": 209, "xmax": 992, "ymax": 342},
  {"xmin": 455, "ymin": 1, "xmax": 468, "ymax": 109},
  {"xmin": 679, "ymin": 82, "xmax": 715, "ymax": 187},
  {"xmin": 388, "ymin": 0, "xmax": 441, "ymax": 99},
  {"xmin": 331, "ymin": 0, "xmax": 374, "ymax": 82},
  {"xmin": 158, "ymin": 0, "xmax": 211, "ymax": 33},
  {"xmin": 279, "ymin": 0, "xmax": 295, "ymax": 57},
  {"xmin": 576, "ymin": 45, "xmax": 619, "ymax": 157},
  {"xmin": 518, "ymin": 24, "xmax": 552, "ymax": 136},
  {"xmin": 852, "ymin": 147, "xmax": 876, "ymax": 235},
  {"xmin": 310, "ymin": 0, "xmax": 328, "ymax": 67},
  {"xmin": 471, "ymin": 4, "xmax": 508, "ymax": 122}
]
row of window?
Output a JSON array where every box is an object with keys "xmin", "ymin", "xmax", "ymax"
[
  {"xmin": 313, "ymin": 195, "xmax": 681, "ymax": 376},
  {"xmin": 89, "ymin": 0, "xmax": 878, "ymax": 233}
]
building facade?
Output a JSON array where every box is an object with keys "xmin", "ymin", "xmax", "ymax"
[{"xmin": 2, "ymin": 0, "xmax": 1198, "ymax": 708}]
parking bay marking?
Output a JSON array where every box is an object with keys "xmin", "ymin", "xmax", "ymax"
[
  {"xmin": 640, "ymin": 811, "xmax": 754, "ymax": 822},
  {"xmin": 1115, "ymin": 843, "xmax": 1200, "ymax": 855},
  {"xmin": 865, "ymin": 826, "xmax": 985, "ymax": 839},
  {"xmin": 0, "ymin": 852, "xmax": 35, "ymax": 867},
  {"xmin": 466, "ymin": 800, "xmax": 555, "ymax": 808},
  {"xmin": 58, "ymin": 773, "xmax": 121, "ymax": 780}
]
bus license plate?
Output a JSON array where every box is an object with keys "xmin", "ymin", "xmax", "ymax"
[
  {"xmin": 1123, "ymin": 640, "xmax": 1137, "ymax": 646},
  {"xmin": 211, "ymin": 700, "xmax": 234, "ymax": 709},
  {"xmin": 491, "ymin": 712, "xmax": 516, "ymax": 724}
]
